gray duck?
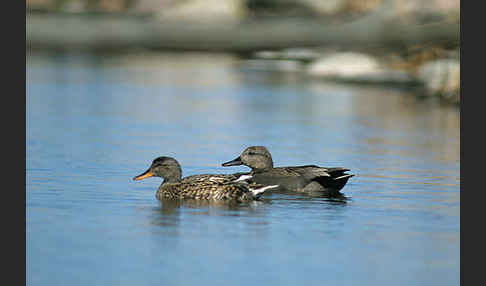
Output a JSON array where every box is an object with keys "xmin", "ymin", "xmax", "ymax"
[
  {"xmin": 222, "ymin": 146, "xmax": 354, "ymax": 195},
  {"xmin": 133, "ymin": 156, "xmax": 277, "ymax": 201}
]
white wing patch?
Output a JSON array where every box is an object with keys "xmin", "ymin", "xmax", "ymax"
[
  {"xmin": 250, "ymin": 185, "xmax": 279, "ymax": 196},
  {"xmin": 233, "ymin": 175, "xmax": 253, "ymax": 182}
]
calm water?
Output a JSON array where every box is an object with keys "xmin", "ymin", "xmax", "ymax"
[{"xmin": 27, "ymin": 51, "xmax": 460, "ymax": 286}]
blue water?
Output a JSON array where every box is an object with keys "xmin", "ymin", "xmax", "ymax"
[{"xmin": 27, "ymin": 51, "xmax": 460, "ymax": 286}]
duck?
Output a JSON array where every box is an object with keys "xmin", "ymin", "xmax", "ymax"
[
  {"xmin": 133, "ymin": 156, "xmax": 278, "ymax": 201},
  {"xmin": 221, "ymin": 146, "xmax": 354, "ymax": 196}
]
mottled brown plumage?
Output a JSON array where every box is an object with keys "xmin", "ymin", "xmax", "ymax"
[
  {"xmin": 222, "ymin": 146, "xmax": 354, "ymax": 195},
  {"xmin": 133, "ymin": 157, "xmax": 277, "ymax": 201}
]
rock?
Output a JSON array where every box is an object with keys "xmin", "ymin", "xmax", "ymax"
[
  {"xmin": 417, "ymin": 59, "xmax": 460, "ymax": 104},
  {"xmin": 307, "ymin": 52, "xmax": 413, "ymax": 84},
  {"xmin": 154, "ymin": 0, "xmax": 247, "ymax": 22}
]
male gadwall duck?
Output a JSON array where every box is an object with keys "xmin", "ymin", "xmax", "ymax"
[
  {"xmin": 222, "ymin": 146, "xmax": 354, "ymax": 195},
  {"xmin": 133, "ymin": 156, "xmax": 277, "ymax": 201}
]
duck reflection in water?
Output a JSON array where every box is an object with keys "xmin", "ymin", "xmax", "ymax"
[{"xmin": 158, "ymin": 198, "xmax": 270, "ymax": 214}]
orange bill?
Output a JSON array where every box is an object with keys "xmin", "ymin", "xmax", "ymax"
[{"xmin": 133, "ymin": 169, "xmax": 154, "ymax": 181}]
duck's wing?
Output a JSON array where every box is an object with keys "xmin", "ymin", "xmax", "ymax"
[
  {"xmin": 277, "ymin": 166, "xmax": 352, "ymax": 180},
  {"xmin": 266, "ymin": 166, "xmax": 313, "ymax": 177},
  {"xmin": 273, "ymin": 165, "xmax": 331, "ymax": 179},
  {"xmin": 181, "ymin": 173, "xmax": 239, "ymax": 184}
]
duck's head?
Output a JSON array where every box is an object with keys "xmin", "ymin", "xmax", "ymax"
[
  {"xmin": 222, "ymin": 146, "xmax": 274, "ymax": 172},
  {"xmin": 133, "ymin": 156, "xmax": 182, "ymax": 183}
]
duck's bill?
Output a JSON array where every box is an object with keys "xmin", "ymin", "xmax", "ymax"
[
  {"xmin": 133, "ymin": 169, "xmax": 153, "ymax": 181},
  {"xmin": 222, "ymin": 156, "xmax": 243, "ymax": 167}
]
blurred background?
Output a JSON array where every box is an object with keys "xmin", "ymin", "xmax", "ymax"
[
  {"xmin": 27, "ymin": 0, "xmax": 459, "ymax": 104},
  {"xmin": 26, "ymin": 1, "xmax": 460, "ymax": 286}
]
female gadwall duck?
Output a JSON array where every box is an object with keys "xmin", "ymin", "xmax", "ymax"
[
  {"xmin": 133, "ymin": 156, "xmax": 277, "ymax": 201},
  {"xmin": 222, "ymin": 146, "xmax": 354, "ymax": 195}
]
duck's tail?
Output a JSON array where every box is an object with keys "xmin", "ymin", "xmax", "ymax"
[
  {"xmin": 334, "ymin": 174, "xmax": 355, "ymax": 181},
  {"xmin": 313, "ymin": 172, "xmax": 354, "ymax": 193},
  {"xmin": 330, "ymin": 174, "xmax": 355, "ymax": 191}
]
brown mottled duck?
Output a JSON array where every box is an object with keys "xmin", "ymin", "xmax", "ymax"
[
  {"xmin": 133, "ymin": 156, "xmax": 278, "ymax": 201},
  {"xmin": 222, "ymin": 146, "xmax": 354, "ymax": 196}
]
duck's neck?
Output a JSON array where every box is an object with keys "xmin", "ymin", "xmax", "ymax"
[
  {"xmin": 250, "ymin": 158, "xmax": 274, "ymax": 173},
  {"xmin": 162, "ymin": 177, "xmax": 180, "ymax": 184},
  {"xmin": 161, "ymin": 167, "xmax": 182, "ymax": 184}
]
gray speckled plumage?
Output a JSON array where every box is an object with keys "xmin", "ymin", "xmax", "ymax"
[
  {"xmin": 133, "ymin": 156, "xmax": 277, "ymax": 201},
  {"xmin": 222, "ymin": 146, "xmax": 354, "ymax": 195}
]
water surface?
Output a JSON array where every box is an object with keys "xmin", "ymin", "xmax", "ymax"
[{"xmin": 27, "ymin": 51, "xmax": 460, "ymax": 286}]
